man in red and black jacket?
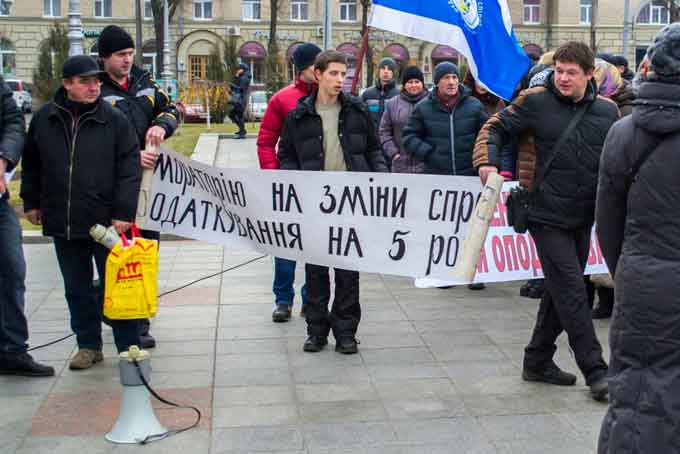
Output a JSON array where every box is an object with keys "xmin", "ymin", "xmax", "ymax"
[
  {"xmin": 98, "ymin": 25, "xmax": 179, "ymax": 349},
  {"xmin": 256, "ymin": 43, "xmax": 321, "ymax": 323}
]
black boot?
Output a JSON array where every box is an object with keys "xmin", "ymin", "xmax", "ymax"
[
  {"xmin": 522, "ymin": 361, "xmax": 577, "ymax": 386},
  {"xmin": 0, "ymin": 352, "xmax": 55, "ymax": 377},
  {"xmin": 139, "ymin": 320, "xmax": 156, "ymax": 349},
  {"xmin": 335, "ymin": 336, "xmax": 359, "ymax": 355},
  {"xmin": 272, "ymin": 304, "xmax": 292, "ymax": 323},
  {"xmin": 303, "ymin": 336, "xmax": 328, "ymax": 352}
]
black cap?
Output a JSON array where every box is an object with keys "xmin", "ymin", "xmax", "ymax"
[
  {"xmin": 61, "ymin": 55, "xmax": 105, "ymax": 79},
  {"xmin": 98, "ymin": 25, "xmax": 135, "ymax": 58},
  {"xmin": 292, "ymin": 43, "xmax": 322, "ymax": 72}
]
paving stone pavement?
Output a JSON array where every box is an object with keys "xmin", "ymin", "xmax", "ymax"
[{"xmin": 1, "ymin": 137, "xmax": 613, "ymax": 453}]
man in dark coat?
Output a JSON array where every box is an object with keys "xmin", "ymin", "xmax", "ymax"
[
  {"xmin": 597, "ymin": 24, "xmax": 680, "ymax": 453},
  {"xmin": 473, "ymin": 41, "xmax": 619, "ymax": 401},
  {"xmin": 403, "ymin": 62, "xmax": 489, "ymax": 177},
  {"xmin": 361, "ymin": 57, "xmax": 400, "ymax": 132},
  {"xmin": 0, "ymin": 75, "xmax": 54, "ymax": 377},
  {"xmin": 21, "ymin": 56, "xmax": 141, "ymax": 370},
  {"xmin": 279, "ymin": 50, "xmax": 387, "ymax": 355},
  {"xmin": 229, "ymin": 63, "xmax": 251, "ymax": 139},
  {"xmin": 99, "ymin": 24, "xmax": 179, "ymax": 349}
]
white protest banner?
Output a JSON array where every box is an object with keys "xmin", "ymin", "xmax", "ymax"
[
  {"xmin": 416, "ymin": 182, "xmax": 610, "ymax": 287},
  {"xmin": 144, "ymin": 149, "xmax": 610, "ymax": 284},
  {"xmin": 143, "ymin": 148, "xmax": 484, "ymax": 282}
]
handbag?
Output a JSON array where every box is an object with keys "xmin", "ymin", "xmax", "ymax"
[{"xmin": 506, "ymin": 102, "xmax": 590, "ymax": 233}]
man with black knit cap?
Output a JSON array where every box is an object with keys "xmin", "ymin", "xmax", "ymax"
[
  {"xmin": 361, "ymin": 57, "xmax": 400, "ymax": 159},
  {"xmin": 21, "ymin": 55, "xmax": 141, "ymax": 370},
  {"xmin": 257, "ymin": 42, "xmax": 321, "ymax": 323},
  {"xmin": 98, "ymin": 24, "xmax": 179, "ymax": 349}
]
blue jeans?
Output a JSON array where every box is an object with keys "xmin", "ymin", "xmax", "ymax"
[
  {"xmin": 0, "ymin": 199, "xmax": 28, "ymax": 353},
  {"xmin": 53, "ymin": 237, "xmax": 140, "ymax": 353},
  {"xmin": 273, "ymin": 257, "xmax": 306, "ymax": 307}
]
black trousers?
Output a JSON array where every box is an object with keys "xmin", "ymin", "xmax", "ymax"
[
  {"xmin": 304, "ymin": 264, "xmax": 360, "ymax": 339},
  {"xmin": 228, "ymin": 105, "xmax": 246, "ymax": 135},
  {"xmin": 524, "ymin": 224, "xmax": 607, "ymax": 384}
]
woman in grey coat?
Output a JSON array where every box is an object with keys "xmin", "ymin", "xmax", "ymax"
[
  {"xmin": 378, "ymin": 66, "xmax": 428, "ymax": 174},
  {"xmin": 596, "ymin": 24, "xmax": 680, "ymax": 454}
]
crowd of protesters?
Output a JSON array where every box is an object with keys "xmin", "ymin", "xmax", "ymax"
[{"xmin": 1, "ymin": 19, "xmax": 679, "ymax": 453}]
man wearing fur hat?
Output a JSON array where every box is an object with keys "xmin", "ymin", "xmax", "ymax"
[{"xmin": 98, "ymin": 24, "xmax": 180, "ymax": 350}]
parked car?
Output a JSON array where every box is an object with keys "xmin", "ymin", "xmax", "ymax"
[
  {"xmin": 5, "ymin": 79, "xmax": 32, "ymax": 113},
  {"xmin": 176, "ymin": 102, "xmax": 208, "ymax": 123},
  {"xmin": 247, "ymin": 90, "xmax": 267, "ymax": 121}
]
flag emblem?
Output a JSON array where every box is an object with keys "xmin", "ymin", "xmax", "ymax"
[{"xmin": 449, "ymin": 0, "xmax": 482, "ymax": 29}]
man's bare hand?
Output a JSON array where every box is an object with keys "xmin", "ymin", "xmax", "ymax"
[
  {"xmin": 145, "ymin": 126, "xmax": 166, "ymax": 147},
  {"xmin": 25, "ymin": 209, "xmax": 41, "ymax": 225},
  {"xmin": 0, "ymin": 158, "xmax": 7, "ymax": 195},
  {"xmin": 478, "ymin": 166, "xmax": 499, "ymax": 185},
  {"xmin": 140, "ymin": 148, "xmax": 159, "ymax": 169},
  {"xmin": 112, "ymin": 220, "xmax": 132, "ymax": 235},
  {"xmin": 392, "ymin": 154, "xmax": 400, "ymax": 161}
]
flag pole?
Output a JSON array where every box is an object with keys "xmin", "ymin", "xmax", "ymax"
[{"xmin": 351, "ymin": 29, "xmax": 370, "ymax": 96}]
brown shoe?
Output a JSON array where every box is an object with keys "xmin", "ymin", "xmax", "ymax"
[{"xmin": 69, "ymin": 349, "xmax": 103, "ymax": 370}]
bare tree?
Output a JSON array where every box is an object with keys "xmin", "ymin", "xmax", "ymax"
[
  {"xmin": 590, "ymin": 0, "xmax": 599, "ymax": 52},
  {"xmin": 150, "ymin": 0, "xmax": 181, "ymax": 79},
  {"xmin": 359, "ymin": 0, "xmax": 373, "ymax": 87}
]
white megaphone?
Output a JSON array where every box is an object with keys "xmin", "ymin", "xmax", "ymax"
[{"xmin": 105, "ymin": 346, "xmax": 167, "ymax": 444}]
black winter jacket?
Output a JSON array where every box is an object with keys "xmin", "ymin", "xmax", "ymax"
[
  {"xmin": 230, "ymin": 70, "xmax": 251, "ymax": 108},
  {"xmin": 0, "ymin": 75, "xmax": 25, "ymax": 201},
  {"xmin": 474, "ymin": 76, "xmax": 619, "ymax": 229},
  {"xmin": 403, "ymin": 86, "xmax": 488, "ymax": 176},
  {"xmin": 278, "ymin": 91, "xmax": 388, "ymax": 173},
  {"xmin": 361, "ymin": 79, "xmax": 399, "ymax": 131},
  {"xmin": 100, "ymin": 65, "xmax": 178, "ymax": 149},
  {"xmin": 596, "ymin": 81, "xmax": 680, "ymax": 454},
  {"xmin": 20, "ymin": 89, "xmax": 141, "ymax": 239}
]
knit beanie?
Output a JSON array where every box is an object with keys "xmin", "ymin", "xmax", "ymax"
[
  {"xmin": 434, "ymin": 62, "xmax": 459, "ymax": 85},
  {"xmin": 292, "ymin": 43, "xmax": 322, "ymax": 72},
  {"xmin": 98, "ymin": 25, "xmax": 135, "ymax": 58},
  {"xmin": 378, "ymin": 57, "xmax": 397, "ymax": 73},
  {"xmin": 401, "ymin": 65, "xmax": 424, "ymax": 85},
  {"xmin": 647, "ymin": 23, "xmax": 680, "ymax": 84}
]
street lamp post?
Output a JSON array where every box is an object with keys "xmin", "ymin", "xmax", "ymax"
[
  {"xmin": 323, "ymin": 0, "xmax": 333, "ymax": 50},
  {"xmin": 68, "ymin": 0, "xmax": 84, "ymax": 56},
  {"xmin": 622, "ymin": 0, "xmax": 631, "ymax": 61},
  {"xmin": 161, "ymin": 0, "xmax": 173, "ymax": 91}
]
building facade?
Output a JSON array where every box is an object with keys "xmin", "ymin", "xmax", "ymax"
[{"xmin": 0, "ymin": 0, "xmax": 672, "ymax": 90}]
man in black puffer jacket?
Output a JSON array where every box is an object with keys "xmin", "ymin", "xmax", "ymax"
[
  {"xmin": 473, "ymin": 42, "xmax": 619, "ymax": 401},
  {"xmin": 21, "ymin": 56, "xmax": 141, "ymax": 370},
  {"xmin": 403, "ymin": 62, "xmax": 488, "ymax": 176},
  {"xmin": 279, "ymin": 50, "xmax": 387, "ymax": 355},
  {"xmin": 361, "ymin": 57, "xmax": 400, "ymax": 132},
  {"xmin": 597, "ymin": 24, "xmax": 680, "ymax": 454}
]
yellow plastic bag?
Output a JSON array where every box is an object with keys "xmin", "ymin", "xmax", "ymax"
[{"xmin": 103, "ymin": 226, "xmax": 159, "ymax": 320}]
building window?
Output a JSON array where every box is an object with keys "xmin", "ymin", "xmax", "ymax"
[
  {"xmin": 636, "ymin": 0, "xmax": 670, "ymax": 25},
  {"xmin": 243, "ymin": 0, "xmax": 261, "ymax": 20},
  {"xmin": 144, "ymin": 0, "xmax": 153, "ymax": 19},
  {"xmin": 94, "ymin": 0, "xmax": 112, "ymax": 18},
  {"xmin": 194, "ymin": 0, "xmax": 213, "ymax": 20},
  {"xmin": 580, "ymin": 0, "xmax": 592, "ymax": 25},
  {"xmin": 44, "ymin": 0, "xmax": 61, "ymax": 17},
  {"xmin": 0, "ymin": 0, "xmax": 12, "ymax": 16},
  {"xmin": 291, "ymin": 0, "xmax": 309, "ymax": 21},
  {"xmin": 189, "ymin": 55, "xmax": 208, "ymax": 80},
  {"xmin": 339, "ymin": 0, "xmax": 357, "ymax": 22},
  {"xmin": 0, "ymin": 38, "xmax": 16, "ymax": 76},
  {"xmin": 523, "ymin": 0, "xmax": 540, "ymax": 25}
]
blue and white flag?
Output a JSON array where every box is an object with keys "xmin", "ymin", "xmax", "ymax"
[{"xmin": 369, "ymin": 0, "xmax": 531, "ymax": 100}]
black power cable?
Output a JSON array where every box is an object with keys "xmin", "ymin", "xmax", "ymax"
[
  {"xmin": 132, "ymin": 359, "xmax": 202, "ymax": 444},
  {"xmin": 27, "ymin": 254, "xmax": 268, "ymax": 352}
]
